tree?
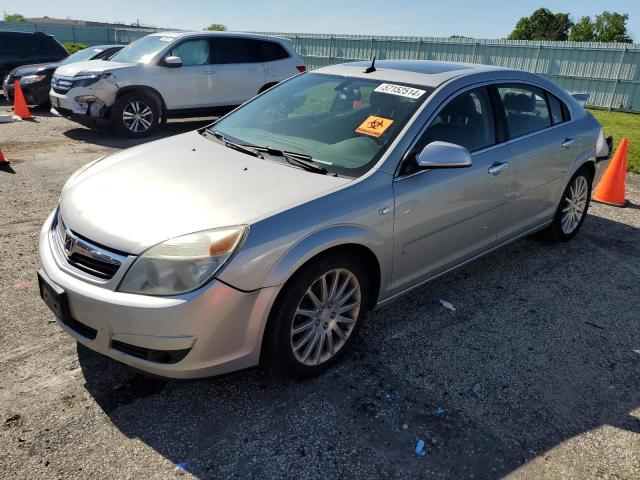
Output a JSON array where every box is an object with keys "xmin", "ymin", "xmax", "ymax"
[
  {"xmin": 569, "ymin": 16, "xmax": 595, "ymax": 42},
  {"xmin": 3, "ymin": 12, "xmax": 27, "ymax": 22},
  {"xmin": 568, "ymin": 11, "xmax": 632, "ymax": 43},
  {"xmin": 508, "ymin": 8, "xmax": 573, "ymax": 41},
  {"xmin": 593, "ymin": 11, "xmax": 632, "ymax": 43},
  {"xmin": 64, "ymin": 42, "xmax": 88, "ymax": 54},
  {"xmin": 204, "ymin": 24, "xmax": 227, "ymax": 31}
]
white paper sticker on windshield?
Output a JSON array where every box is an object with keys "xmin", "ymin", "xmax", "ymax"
[{"xmin": 374, "ymin": 83, "xmax": 426, "ymax": 99}]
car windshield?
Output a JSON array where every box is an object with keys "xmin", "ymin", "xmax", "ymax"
[
  {"xmin": 110, "ymin": 35, "xmax": 174, "ymax": 64},
  {"xmin": 60, "ymin": 47, "xmax": 106, "ymax": 65},
  {"xmin": 211, "ymin": 73, "xmax": 433, "ymax": 177}
]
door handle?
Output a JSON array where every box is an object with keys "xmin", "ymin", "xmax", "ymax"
[
  {"xmin": 248, "ymin": 67, "xmax": 258, "ymax": 72},
  {"xmin": 488, "ymin": 162, "xmax": 509, "ymax": 176},
  {"xmin": 562, "ymin": 138, "xmax": 575, "ymax": 148},
  {"xmin": 204, "ymin": 70, "xmax": 216, "ymax": 75}
]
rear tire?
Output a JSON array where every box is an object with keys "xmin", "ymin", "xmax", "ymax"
[
  {"xmin": 112, "ymin": 92, "xmax": 160, "ymax": 138},
  {"xmin": 543, "ymin": 166, "xmax": 592, "ymax": 242},
  {"xmin": 264, "ymin": 253, "xmax": 370, "ymax": 378}
]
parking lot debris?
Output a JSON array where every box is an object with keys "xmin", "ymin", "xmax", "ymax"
[
  {"xmin": 439, "ymin": 299, "xmax": 456, "ymax": 312},
  {"xmin": 13, "ymin": 80, "xmax": 32, "ymax": 120},
  {"xmin": 434, "ymin": 406, "xmax": 446, "ymax": 415},
  {"xmin": 472, "ymin": 383, "xmax": 482, "ymax": 395},
  {"xmin": 402, "ymin": 423, "xmax": 409, "ymax": 430},
  {"xmin": 415, "ymin": 439, "xmax": 427, "ymax": 457},
  {"xmin": 0, "ymin": 113, "xmax": 21, "ymax": 123}
]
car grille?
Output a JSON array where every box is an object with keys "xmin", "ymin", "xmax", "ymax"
[
  {"xmin": 51, "ymin": 74, "xmax": 74, "ymax": 94},
  {"xmin": 54, "ymin": 213, "xmax": 127, "ymax": 281}
]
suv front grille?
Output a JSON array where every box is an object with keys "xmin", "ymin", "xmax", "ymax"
[
  {"xmin": 54, "ymin": 213, "xmax": 128, "ymax": 281},
  {"xmin": 51, "ymin": 74, "xmax": 74, "ymax": 93}
]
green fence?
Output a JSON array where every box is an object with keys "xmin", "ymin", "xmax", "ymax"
[
  {"xmin": 0, "ymin": 20, "xmax": 166, "ymax": 46},
  {"xmin": 253, "ymin": 32, "xmax": 640, "ymax": 113}
]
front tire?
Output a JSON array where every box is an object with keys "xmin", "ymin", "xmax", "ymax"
[
  {"xmin": 544, "ymin": 167, "xmax": 592, "ymax": 242},
  {"xmin": 112, "ymin": 92, "xmax": 160, "ymax": 138},
  {"xmin": 265, "ymin": 254, "xmax": 370, "ymax": 378}
]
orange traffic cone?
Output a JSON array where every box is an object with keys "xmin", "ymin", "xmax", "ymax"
[
  {"xmin": 0, "ymin": 148, "xmax": 7, "ymax": 165},
  {"xmin": 13, "ymin": 80, "xmax": 32, "ymax": 120},
  {"xmin": 593, "ymin": 137, "xmax": 628, "ymax": 207}
]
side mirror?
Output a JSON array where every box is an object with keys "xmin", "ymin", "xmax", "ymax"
[
  {"xmin": 163, "ymin": 56, "xmax": 182, "ymax": 68},
  {"xmin": 416, "ymin": 141, "xmax": 472, "ymax": 169}
]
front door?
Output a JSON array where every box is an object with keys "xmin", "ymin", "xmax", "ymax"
[
  {"xmin": 152, "ymin": 38, "xmax": 218, "ymax": 110},
  {"xmin": 392, "ymin": 86, "xmax": 511, "ymax": 292}
]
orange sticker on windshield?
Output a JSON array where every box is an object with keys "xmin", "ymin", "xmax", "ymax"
[{"xmin": 356, "ymin": 116, "xmax": 394, "ymax": 138}]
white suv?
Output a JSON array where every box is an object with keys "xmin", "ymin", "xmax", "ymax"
[{"xmin": 50, "ymin": 31, "xmax": 306, "ymax": 137}]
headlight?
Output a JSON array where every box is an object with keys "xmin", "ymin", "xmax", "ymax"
[
  {"xmin": 118, "ymin": 226, "xmax": 247, "ymax": 296},
  {"xmin": 74, "ymin": 72, "xmax": 111, "ymax": 88},
  {"xmin": 20, "ymin": 74, "xmax": 47, "ymax": 85}
]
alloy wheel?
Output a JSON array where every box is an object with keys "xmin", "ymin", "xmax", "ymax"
[
  {"xmin": 122, "ymin": 101, "xmax": 154, "ymax": 133},
  {"xmin": 561, "ymin": 175, "xmax": 589, "ymax": 234},
  {"xmin": 290, "ymin": 268, "xmax": 361, "ymax": 366}
]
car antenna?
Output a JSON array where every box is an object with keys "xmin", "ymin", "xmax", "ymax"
[{"xmin": 364, "ymin": 56, "xmax": 376, "ymax": 73}]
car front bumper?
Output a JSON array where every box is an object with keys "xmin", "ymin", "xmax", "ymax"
[
  {"xmin": 49, "ymin": 88, "xmax": 113, "ymax": 128},
  {"xmin": 38, "ymin": 211, "xmax": 280, "ymax": 379},
  {"xmin": 4, "ymin": 80, "xmax": 51, "ymax": 105}
]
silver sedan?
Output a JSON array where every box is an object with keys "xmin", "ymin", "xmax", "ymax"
[{"xmin": 38, "ymin": 60, "xmax": 612, "ymax": 378}]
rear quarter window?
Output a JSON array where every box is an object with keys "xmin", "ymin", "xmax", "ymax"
[{"xmin": 261, "ymin": 41, "xmax": 289, "ymax": 62}]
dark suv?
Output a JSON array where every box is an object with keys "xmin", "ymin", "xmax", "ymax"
[{"xmin": 0, "ymin": 31, "xmax": 68, "ymax": 92}]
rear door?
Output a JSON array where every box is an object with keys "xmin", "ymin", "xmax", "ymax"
[
  {"xmin": 494, "ymin": 83, "xmax": 577, "ymax": 239},
  {"xmin": 210, "ymin": 37, "xmax": 266, "ymax": 105},
  {"xmin": 391, "ymin": 86, "xmax": 511, "ymax": 291}
]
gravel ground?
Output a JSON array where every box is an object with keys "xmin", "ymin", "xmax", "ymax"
[{"xmin": 1, "ymin": 103, "xmax": 639, "ymax": 479}]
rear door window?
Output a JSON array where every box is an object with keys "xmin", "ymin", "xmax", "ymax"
[
  {"xmin": 497, "ymin": 84, "xmax": 551, "ymax": 138},
  {"xmin": 212, "ymin": 38, "xmax": 263, "ymax": 64}
]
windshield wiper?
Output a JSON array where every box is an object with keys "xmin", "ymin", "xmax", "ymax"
[
  {"xmin": 203, "ymin": 130, "xmax": 263, "ymax": 159},
  {"xmin": 254, "ymin": 146, "xmax": 329, "ymax": 175}
]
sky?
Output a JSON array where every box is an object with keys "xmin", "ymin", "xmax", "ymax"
[{"xmin": 2, "ymin": 1, "xmax": 638, "ymax": 40}]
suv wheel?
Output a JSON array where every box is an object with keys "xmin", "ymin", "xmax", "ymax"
[{"xmin": 113, "ymin": 92, "xmax": 160, "ymax": 137}]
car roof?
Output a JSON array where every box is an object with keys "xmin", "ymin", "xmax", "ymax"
[
  {"xmin": 148, "ymin": 31, "xmax": 291, "ymax": 43},
  {"xmin": 0, "ymin": 30, "xmax": 54, "ymax": 38},
  {"xmin": 314, "ymin": 60, "xmax": 512, "ymax": 87}
]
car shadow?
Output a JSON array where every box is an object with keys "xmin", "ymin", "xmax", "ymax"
[
  {"xmin": 78, "ymin": 212, "xmax": 640, "ymax": 478},
  {"xmin": 62, "ymin": 118, "xmax": 215, "ymax": 150}
]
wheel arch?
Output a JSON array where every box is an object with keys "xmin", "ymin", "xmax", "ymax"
[
  {"xmin": 258, "ymin": 82, "xmax": 279, "ymax": 94},
  {"xmin": 115, "ymin": 85, "xmax": 167, "ymax": 114},
  {"xmin": 259, "ymin": 238, "xmax": 382, "ymax": 363}
]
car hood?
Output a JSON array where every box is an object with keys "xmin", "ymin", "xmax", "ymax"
[
  {"xmin": 10, "ymin": 62, "xmax": 59, "ymax": 77},
  {"xmin": 59, "ymin": 131, "xmax": 351, "ymax": 254},
  {"xmin": 54, "ymin": 59, "xmax": 135, "ymax": 77}
]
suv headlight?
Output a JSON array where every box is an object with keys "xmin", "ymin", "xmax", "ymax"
[
  {"xmin": 75, "ymin": 72, "xmax": 111, "ymax": 88},
  {"xmin": 20, "ymin": 74, "xmax": 47, "ymax": 85},
  {"xmin": 118, "ymin": 226, "xmax": 247, "ymax": 296}
]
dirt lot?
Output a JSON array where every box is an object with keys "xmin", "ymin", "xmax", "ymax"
[{"xmin": 1, "ymin": 103, "xmax": 639, "ymax": 479}]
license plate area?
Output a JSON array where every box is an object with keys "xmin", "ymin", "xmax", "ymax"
[{"xmin": 38, "ymin": 269, "xmax": 70, "ymax": 323}]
